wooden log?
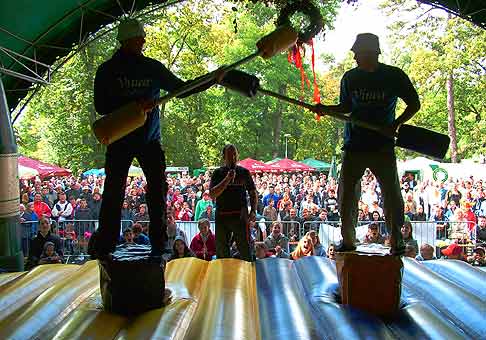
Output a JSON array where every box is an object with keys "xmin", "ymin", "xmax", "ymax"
[
  {"xmin": 98, "ymin": 244, "xmax": 165, "ymax": 315},
  {"xmin": 335, "ymin": 251, "xmax": 403, "ymax": 318}
]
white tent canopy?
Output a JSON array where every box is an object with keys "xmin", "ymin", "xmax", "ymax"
[{"xmin": 398, "ymin": 157, "xmax": 486, "ymax": 182}]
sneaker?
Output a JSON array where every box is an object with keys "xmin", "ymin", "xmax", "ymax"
[
  {"xmin": 89, "ymin": 252, "xmax": 113, "ymax": 262},
  {"xmin": 334, "ymin": 242, "xmax": 357, "ymax": 252},
  {"xmin": 390, "ymin": 245, "xmax": 406, "ymax": 256},
  {"xmin": 162, "ymin": 288, "xmax": 172, "ymax": 306}
]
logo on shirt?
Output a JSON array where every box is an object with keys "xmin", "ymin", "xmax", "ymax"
[
  {"xmin": 352, "ymin": 88, "xmax": 385, "ymax": 104},
  {"xmin": 117, "ymin": 76, "xmax": 152, "ymax": 89}
]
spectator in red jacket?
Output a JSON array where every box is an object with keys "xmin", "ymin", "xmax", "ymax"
[
  {"xmin": 33, "ymin": 193, "xmax": 52, "ymax": 219},
  {"xmin": 190, "ymin": 218, "xmax": 216, "ymax": 261}
]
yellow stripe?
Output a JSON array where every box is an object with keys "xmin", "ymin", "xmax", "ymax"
[
  {"xmin": 184, "ymin": 259, "xmax": 261, "ymax": 340},
  {"xmin": 0, "ymin": 258, "xmax": 261, "ymax": 340},
  {"xmin": 0, "ymin": 262, "xmax": 96, "ymax": 339}
]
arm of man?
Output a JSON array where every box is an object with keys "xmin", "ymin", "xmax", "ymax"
[
  {"xmin": 248, "ymin": 189, "xmax": 258, "ymax": 221},
  {"xmin": 242, "ymin": 168, "xmax": 258, "ymax": 221},
  {"xmin": 209, "ymin": 169, "xmax": 234, "ymax": 200},
  {"xmin": 392, "ymin": 69, "xmax": 421, "ymax": 129},
  {"xmin": 158, "ymin": 63, "xmax": 220, "ymax": 99}
]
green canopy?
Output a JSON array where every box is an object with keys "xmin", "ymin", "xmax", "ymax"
[
  {"xmin": 300, "ymin": 158, "xmax": 331, "ymax": 171},
  {"xmin": 328, "ymin": 156, "xmax": 338, "ymax": 180},
  {"xmin": 0, "ymin": 0, "xmax": 169, "ymax": 112}
]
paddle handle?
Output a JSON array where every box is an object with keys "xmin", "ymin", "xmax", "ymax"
[
  {"xmin": 257, "ymin": 88, "xmax": 395, "ymax": 138},
  {"xmin": 155, "ymin": 51, "xmax": 262, "ymax": 106}
]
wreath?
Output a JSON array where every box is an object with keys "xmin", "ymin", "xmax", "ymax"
[
  {"xmin": 432, "ymin": 167, "xmax": 448, "ymax": 182},
  {"xmin": 276, "ymin": 0, "xmax": 324, "ymax": 44}
]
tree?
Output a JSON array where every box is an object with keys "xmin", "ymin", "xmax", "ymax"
[
  {"xmin": 381, "ymin": 0, "xmax": 486, "ymax": 161},
  {"xmin": 17, "ymin": 0, "xmax": 342, "ymax": 171}
]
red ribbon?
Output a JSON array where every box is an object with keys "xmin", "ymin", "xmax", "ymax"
[
  {"xmin": 310, "ymin": 39, "xmax": 321, "ymax": 120},
  {"xmin": 288, "ymin": 39, "xmax": 321, "ymax": 120}
]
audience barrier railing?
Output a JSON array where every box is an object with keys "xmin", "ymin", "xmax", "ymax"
[
  {"xmin": 20, "ymin": 219, "xmax": 134, "ymax": 260},
  {"xmin": 137, "ymin": 220, "xmax": 216, "ymax": 246},
  {"xmin": 301, "ymin": 220, "xmax": 478, "ymax": 251},
  {"xmin": 21, "ymin": 218, "xmax": 478, "ymax": 263},
  {"xmin": 254, "ymin": 220, "xmax": 302, "ymax": 242}
]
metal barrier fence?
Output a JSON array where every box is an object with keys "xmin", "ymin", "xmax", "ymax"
[
  {"xmin": 20, "ymin": 219, "xmax": 134, "ymax": 259},
  {"xmin": 21, "ymin": 218, "xmax": 478, "ymax": 262},
  {"xmin": 253, "ymin": 220, "xmax": 302, "ymax": 242},
  {"xmin": 302, "ymin": 220, "xmax": 478, "ymax": 251}
]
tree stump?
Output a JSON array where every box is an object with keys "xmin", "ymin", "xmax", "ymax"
[
  {"xmin": 98, "ymin": 244, "xmax": 165, "ymax": 315},
  {"xmin": 336, "ymin": 250, "xmax": 403, "ymax": 318}
]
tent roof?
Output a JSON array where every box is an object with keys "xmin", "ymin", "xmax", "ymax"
[
  {"xmin": 267, "ymin": 158, "xmax": 315, "ymax": 172},
  {"xmin": 18, "ymin": 155, "xmax": 71, "ymax": 178},
  {"xmin": 0, "ymin": 0, "xmax": 169, "ymax": 112},
  {"xmin": 265, "ymin": 157, "xmax": 282, "ymax": 164},
  {"xmin": 237, "ymin": 158, "xmax": 273, "ymax": 173},
  {"xmin": 0, "ymin": 0, "xmax": 484, "ymax": 112},
  {"xmin": 300, "ymin": 158, "xmax": 331, "ymax": 170}
]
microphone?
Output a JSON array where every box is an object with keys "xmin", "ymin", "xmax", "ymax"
[{"xmin": 229, "ymin": 164, "xmax": 236, "ymax": 184}]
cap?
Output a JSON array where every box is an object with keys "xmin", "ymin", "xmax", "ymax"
[
  {"xmin": 441, "ymin": 243, "xmax": 462, "ymax": 256},
  {"xmin": 117, "ymin": 19, "xmax": 146, "ymax": 42},
  {"xmin": 351, "ymin": 33, "xmax": 381, "ymax": 54},
  {"xmin": 174, "ymin": 235, "xmax": 186, "ymax": 243},
  {"xmin": 473, "ymin": 247, "xmax": 485, "ymax": 255},
  {"xmin": 82, "ymin": 186, "xmax": 90, "ymax": 191}
]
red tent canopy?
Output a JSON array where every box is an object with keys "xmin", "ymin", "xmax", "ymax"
[
  {"xmin": 18, "ymin": 156, "xmax": 72, "ymax": 179},
  {"xmin": 237, "ymin": 158, "xmax": 273, "ymax": 173},
  {"xmin": 267, "ymin": 158, "xmax": 316, "ymax": 172}
]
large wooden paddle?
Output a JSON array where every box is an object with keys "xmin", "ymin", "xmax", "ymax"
[
  {"xmin": 221, "ymin": 70, "xmax": 450, "ymax": 159},
  {"xmin": 92, "ymin": 25, "xmax": 298, "ymax": 145}
]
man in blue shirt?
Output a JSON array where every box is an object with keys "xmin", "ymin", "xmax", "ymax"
[
  {"xmin": 90, "ymin": 19, "xmax": 221, "ymax": 259},
  {"xmin": 312, "ymin": 33, "xmax": 420, "ymax": 255},
  {"xmin": 262, "ymin": 186, "xmax": 280, "ymax": 207}
]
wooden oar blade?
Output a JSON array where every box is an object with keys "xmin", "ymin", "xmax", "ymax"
[{"xmin": 396, "ymin": 124, "xmax": 450, "ymax": 159}]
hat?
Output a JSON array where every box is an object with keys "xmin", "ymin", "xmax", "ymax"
[
  {"xmin": 473, "ymin": 247, "xmax": 485, "ymax": 256},
  {"xmin": 117, "ymin": 19, "xmax": 146, "ymax": 42},
  {"xmin": 43, "ymin": 241, "xmax": 55, "ymax": 250},
  {"xmin": 174, "ymin": 235, "xmax": 186, "ymax": 243},
  {"xmin": 351, "ymin": 33, "xmax": 381, "ymax": 54},
  {"xmin": 441, "ymin": 243, "xmax": 462, "ymax": 256},
  {"xmin": 82, "ymin": 186, "xmax": 90, "ymax": 191}
]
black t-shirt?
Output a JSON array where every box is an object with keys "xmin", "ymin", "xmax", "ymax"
[
  {"xmin": 340, "ymin": 63, "xmax": 419, "ymax": 151},
  {"xmin": 210, "ymin": 165, "xmax": 255, "ymax": 213}
]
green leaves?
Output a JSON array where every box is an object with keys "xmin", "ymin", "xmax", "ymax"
[{"xmin": 18, "ymin": 0, "xmax": 341, "ymax": 172}]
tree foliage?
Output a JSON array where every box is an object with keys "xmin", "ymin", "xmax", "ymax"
[
  {"xmin": 17, "ymin": 0, "xmax": 341, "ymax": 173},
  {"xmin": 381, "ymin": 0, "xmax": 486, "ymax": 161},
  {"xmin": 17, "ymin": 0, "xmax": 485, "ymax": 173}
]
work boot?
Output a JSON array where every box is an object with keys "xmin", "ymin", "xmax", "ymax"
[{"xmin": 334, "ymin": 241, "xmax": 357, "ymax": 253}]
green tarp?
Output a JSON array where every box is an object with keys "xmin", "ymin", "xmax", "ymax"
[
  {"xmin": 0, "ymin": 0, "xmax": 168, "ymax": 110},
  {"xmin": 300, "ymin": 158, "xmax": 331, "ymax": 171}
]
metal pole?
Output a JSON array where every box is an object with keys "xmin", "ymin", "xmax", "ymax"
[
  {"xmin": 284, "ymin": 134, "xmax": 291, "ymax": 159},
  {"xmin": 0, "ymin": 78, "xmax": 23, "ymax": 272}
]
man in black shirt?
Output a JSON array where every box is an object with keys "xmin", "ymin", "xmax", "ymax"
[{"xmin": 209, "ymin": 144, "xmax": 258, "ymax": 261}]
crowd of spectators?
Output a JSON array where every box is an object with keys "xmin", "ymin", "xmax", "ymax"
[{"xmin": 18, "ymin": 166, "xmax": 486, "ymax": 267}]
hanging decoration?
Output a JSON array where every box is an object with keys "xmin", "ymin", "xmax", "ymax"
[{"xmin": 277, "ymin": 0, "xmax": 324, "ymax": 120}]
